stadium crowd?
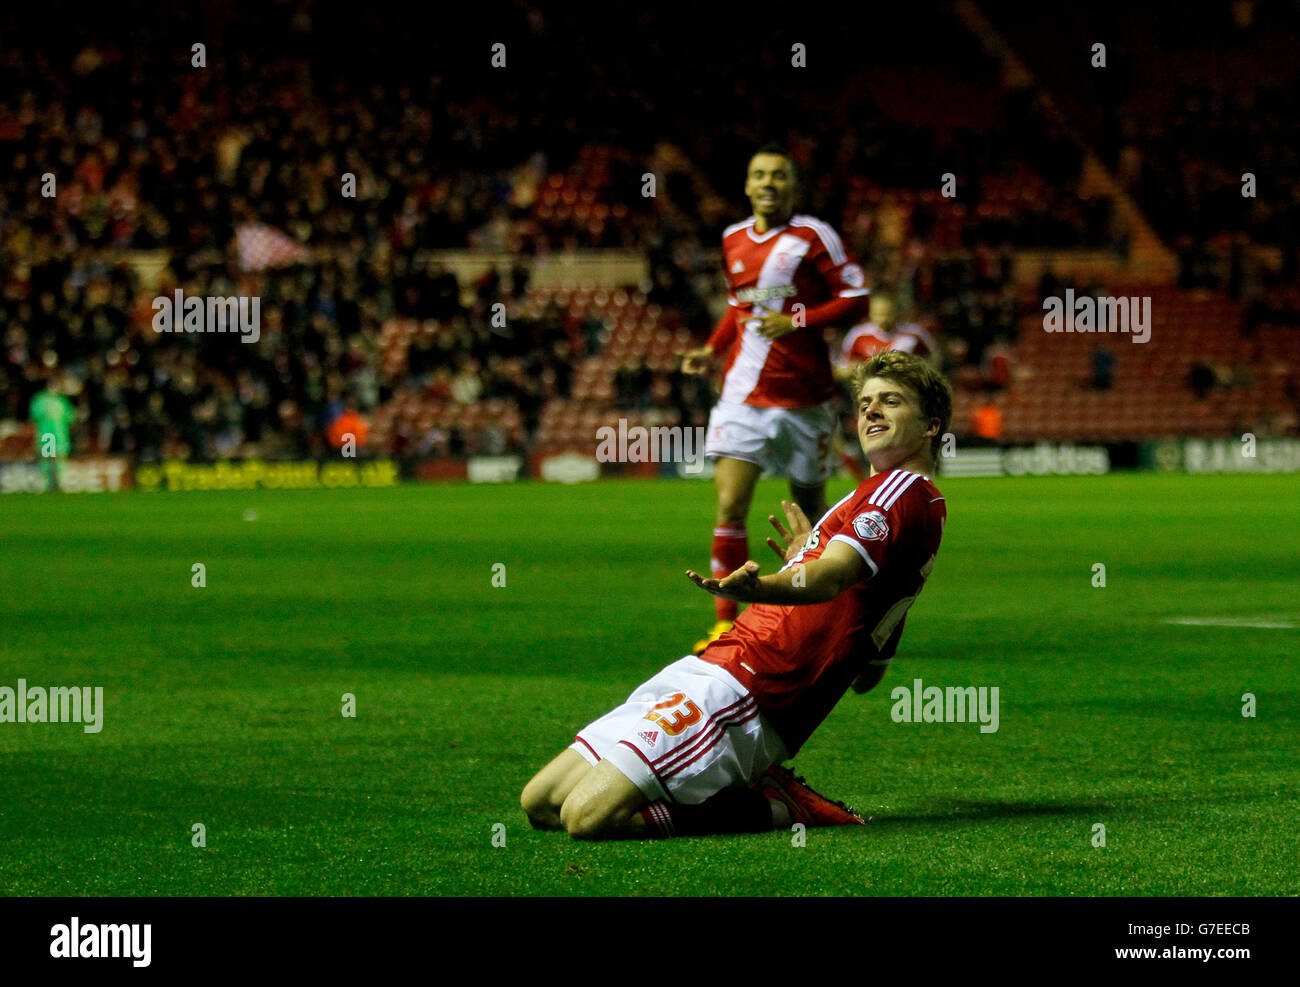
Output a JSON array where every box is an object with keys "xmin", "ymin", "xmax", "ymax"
[{"xmin": 0, "ymin": 1, "xmax": 1293, "ymax": 462}]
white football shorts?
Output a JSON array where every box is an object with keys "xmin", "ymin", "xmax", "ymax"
[
  {"xmin": 704, "ymin": 398, "xmax": 836, "ymax": 486},
  {"xmin": 571, "ymin": 655, "xmax": 788, "ymax": 805}
]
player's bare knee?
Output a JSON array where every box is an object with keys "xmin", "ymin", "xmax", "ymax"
[
  {"xmin": 526, "ymin": 806, "xmax": 561, "ymax": 830},
  {"xmin": 557, "ymin": 794, "xmax": 585, "ymax": 837},
  {"xmin": 559, "ymin": 793, "xmax": 611, "ymax": 840},
  {"xmin": 564, "ymin": 811, "xmax": 610, "ymax": 841},
  {"xmin": 520, "ymin": 779, "xmax": 560, "ymax": 829},
  {"xmin": 519, "ymin": 790, "xmax": 545, "ymax": 826}
]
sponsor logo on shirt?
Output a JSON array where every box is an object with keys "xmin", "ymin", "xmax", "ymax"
[
  {"xmin": 731, "ymin": 259, "xmax": 745, "ymax": 273},
  {"xmin": 853, "ymin": 510, "xmax": 890, "ymax": 541},
  {"xmin": 737, "ymin": 284, "xmax": 798, "ymax": 304},
  {"xmin": 841, "ymin": 263, "xmax": 865, "ymax": 288}
]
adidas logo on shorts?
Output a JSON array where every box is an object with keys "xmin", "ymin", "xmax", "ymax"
[{"xmin": 638, "ymin": 730, "xmax": 660, "ymax": 746}]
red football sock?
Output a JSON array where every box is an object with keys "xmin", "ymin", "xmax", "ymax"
[
  {"xmin": 639, "ymin": 787, "xmax": 774, "ymax": 838},
  {"xmin": 711, "ymin": 525, "xmax": 748, "ymax": 622}
]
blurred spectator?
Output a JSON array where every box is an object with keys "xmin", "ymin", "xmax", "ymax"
[
  {"xmin": 327, "ymin": 402, "xmax": 370, "ymax": 453},
  {"xmin": 970, "ymin": 394, "xmax": 1004, "ymax": 444},
  {"xmin": 984, "ymin": 337, "xmax": 1014, "ymax": 390},
  {"xmin": 29, "ymin": 375, "xmax": 76, "ymax": 490},
  {"xmin": 1188, "ymin": 360, "xmax": 1218, "ymax": 400},
  {"xmin": 1091, "ymin": 347, "xmax": 1115, "ymax": 390},
  {"xmin": 450, "ymin": 361, "xmax": 483, "ymax": 404}
]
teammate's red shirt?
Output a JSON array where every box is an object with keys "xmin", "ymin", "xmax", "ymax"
[
  {"xmin": 839, "ymin": 321, "xmax": 937, "ymax": 368},
  {"xmin": 700, "ymin": 468, "xmax": 946, "ymax": 754},
  {"xmin": 709, "ymin": 215, "xmax": 868, "ymax": 409}
]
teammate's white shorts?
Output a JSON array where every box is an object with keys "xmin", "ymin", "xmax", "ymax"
[
  {"xmin": 570, "ymin": 655, "xmax": 788, "ymax": 805},
  {"xmin": 705, "ymin": 398, "xmax": 836, "ymax": 486}
]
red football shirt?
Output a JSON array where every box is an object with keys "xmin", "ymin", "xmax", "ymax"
[
  {"xmin": 890, "ymin": 323, "xmax": 937, "ymax": 360},
  {"xmin": 838, "ymin": 323, "xmax": 894, "ymax": 368},
  {"xmin": 839, "ymin": 321, "xmax": 937, "ymax": 368},
  {"xmin": 700, "ymin": 468, "xmax": 946, "ymax": 753},
  {"xmin": 711, "ymin": 215, "xmax": 868, "ymax": 409}
]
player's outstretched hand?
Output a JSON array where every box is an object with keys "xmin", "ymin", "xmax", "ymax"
[
  {"xmin": 755, "ymin": 313, "xmax": 797, "ymax": 340},
  {"xmin": 680, "ymin": 346, "xmax": 713, "ymax": 375},
  {"xmin": 685, "ymin": 561, "xmax": 762, "ymax": 602},
  {"xmin": 765, "ymin": 499, "xmax": 813, "ymax": 563}
]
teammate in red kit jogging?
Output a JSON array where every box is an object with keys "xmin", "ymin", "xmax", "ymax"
[
  {"xmin": 521, "ymin": 352, "xmax": 952, "ymax": 840},
  {"xmin": 680, "ymin": 146, "xmax": 870, "ymax": 654}
]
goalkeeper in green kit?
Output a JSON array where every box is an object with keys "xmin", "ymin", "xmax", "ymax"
[{"xmin": 29, "ymin": 378, "xmax": 76, "ymax": 492}]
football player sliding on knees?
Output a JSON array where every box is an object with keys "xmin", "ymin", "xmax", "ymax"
[{"xmin": 520, "ymin": 352, "xmax": 952, "ymax": 841}]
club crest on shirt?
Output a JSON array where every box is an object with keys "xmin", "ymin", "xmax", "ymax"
[
  {"xmin": 853, "ymin": 510, "xmax": 889, "ymax": 541},
  {"xmin": 771, "ymin": 249, "xmax": 802, "ymax": 278}
]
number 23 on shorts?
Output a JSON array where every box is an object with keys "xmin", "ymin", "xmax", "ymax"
[{"xmin": 643, "ymin": 692, "xmax": 703, "ymax": 736}]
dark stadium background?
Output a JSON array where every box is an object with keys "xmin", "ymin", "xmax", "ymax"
[
  {"xmin": 0, "ymin": 0, "xmax": 1296, "ymax": 917},
  {"xmin": 4, "ymin": 0, "xmax": 1295, "ymax": 472}
]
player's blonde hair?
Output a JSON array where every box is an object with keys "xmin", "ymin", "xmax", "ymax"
[{"xmin": 852, "ymin": 351, "xmax": 953, "ymax": 463}]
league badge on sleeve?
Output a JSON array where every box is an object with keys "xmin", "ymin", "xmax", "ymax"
[{"xmin": 852, "ymin": 510, "xmax": 890, "ymax": 541}]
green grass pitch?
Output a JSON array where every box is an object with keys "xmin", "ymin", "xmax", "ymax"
[{"xmin": 0, "ymin": 472, "xmax": 1296, "ymax": 896}]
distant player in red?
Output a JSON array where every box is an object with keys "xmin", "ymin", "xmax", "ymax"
[
  {"xmin": 521, "ymin": 352, "xmax": 952, "ymax": 840},
  {"xmin": 834, "ymin": 291, "xmax": 940, "ymax": 481},
  {"xmin": 836, "ymin": 290, "xmax": 939, "ymax": 377},
  {"xmin": 681, "ymin": 146, "xmax": 869, "ymax": 654}
]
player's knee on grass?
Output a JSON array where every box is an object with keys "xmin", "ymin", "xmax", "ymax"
[
  {"xmin": 520, "ymin": 780, "xmax": 561, "ymax": 830},
  {"xmin": 558, "ymin": 794, "xmax": 608, "ymax": 840},
  {"xmin": 558, "ymin": 761, "xmax": 645, "ymax": 840},
  {"xmin": 521, "ymin": 750, "xmax": 592, "ymax": 830}
]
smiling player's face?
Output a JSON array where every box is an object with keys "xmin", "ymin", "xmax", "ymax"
[
  {"xmin": 745, "ymin": 154, "xmax": 796, "ymax": 226},
  {"xmin": 857, "ymin": 376, "xmax": 937, "ymax": 474}
]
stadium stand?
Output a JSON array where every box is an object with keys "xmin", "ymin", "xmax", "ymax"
[{"xmin": 0, "ymin": 1, "xmax": 1295, "ymax": 470}]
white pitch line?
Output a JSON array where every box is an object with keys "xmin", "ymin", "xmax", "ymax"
[{"xmin": 1164, "ymin": 617, "xmax": 1298, "ymax": 629}]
